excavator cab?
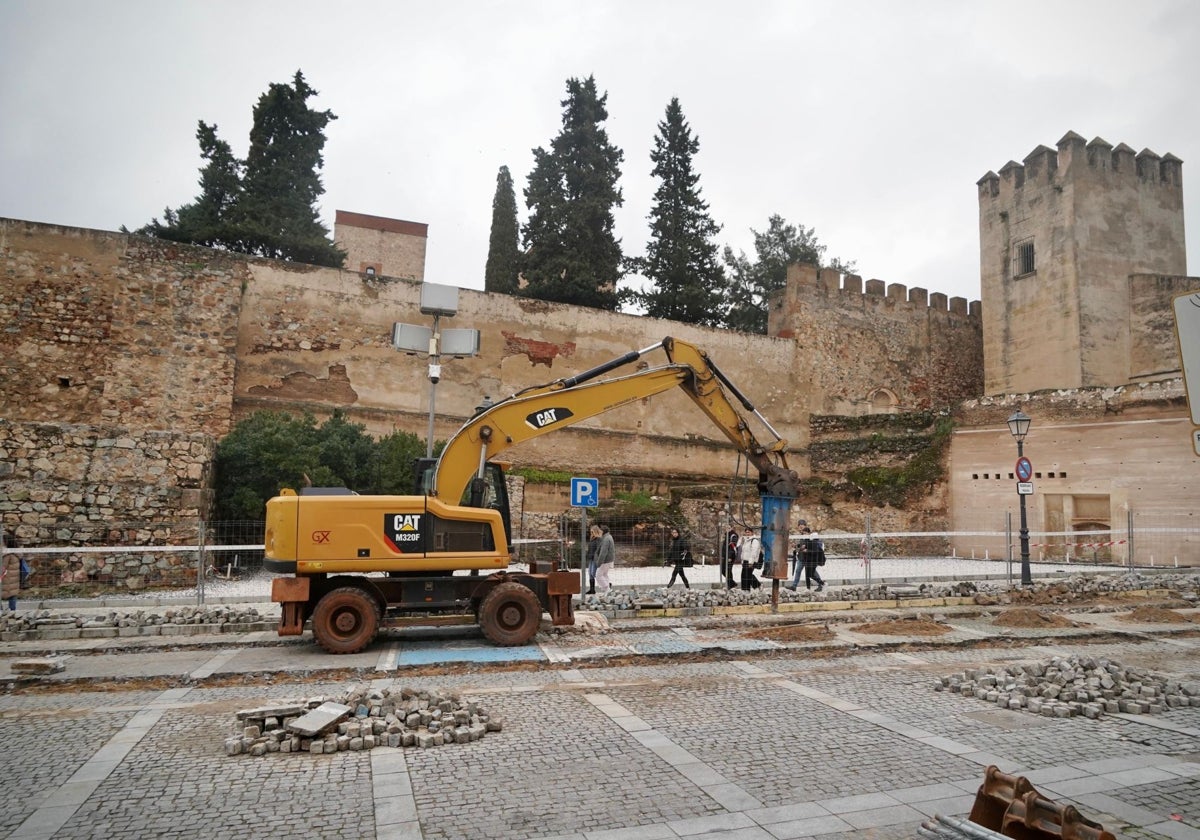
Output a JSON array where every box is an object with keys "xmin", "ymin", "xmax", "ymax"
[{"xmin": 413, "ymin": 457, "xmax": 512, "ymax": 549}]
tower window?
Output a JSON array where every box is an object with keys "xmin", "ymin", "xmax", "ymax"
[{"xmin": 1014, "ymin": 239, "xmax": 1036, "ymax": 277}]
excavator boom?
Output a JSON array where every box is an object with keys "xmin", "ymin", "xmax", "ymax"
[{"xmin": 433, "ymin": 336, "xmax": 798, "ymax": 503}]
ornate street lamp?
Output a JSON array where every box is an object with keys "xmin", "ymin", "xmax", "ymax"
[{"xmin": 1006, "ymin": 410, "xmax": 1033, "ymax": 586}]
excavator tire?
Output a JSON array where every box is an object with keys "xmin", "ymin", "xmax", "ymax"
[
  {"xmin": 478, "ymin": 582, "xmax": 542, "ymax": 646},
  {"xmin": 310, "ymin": 586, "xmax": 381, "ymax": 654}
]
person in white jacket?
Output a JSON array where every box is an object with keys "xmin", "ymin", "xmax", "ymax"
[{"xmin": 737, "ymin": 527, "xmax": 761, "ymax": 590}]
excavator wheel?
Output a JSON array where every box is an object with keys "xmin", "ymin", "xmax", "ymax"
[
  {"xmin": 478, "ymin": 582, "xmax": 542, "ymax": 646},
  {"xmin": 310, "ymin": 586, "xmax": 380, "ymax": 654}
]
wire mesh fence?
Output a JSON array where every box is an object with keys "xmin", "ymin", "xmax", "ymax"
[
  {"xmin": 5, "ymin": 507, "xmax": 1197, "ymax": 604},
  {"xmin": 9, "ymin": 520, "xmax": 266, "ymax": 601}
]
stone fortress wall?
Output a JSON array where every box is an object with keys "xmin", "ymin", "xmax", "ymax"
[
  {"xmin": 334, "ymin": 210, "xmax": 427, "ymax": 281},
  {"xmin": 1, "ymin": 214, "xmax": 981, "ymax": 548},
  {"xmin": 770, "ymin": 264, "xmax": 983, "ymax": 415},
  {"xmin": 0, "ymin": 223, "xmax": 245, "ymax": 439},
  {"xmin": 963, "ymin": 132, "xmax": 1197, "ymax": 560}
]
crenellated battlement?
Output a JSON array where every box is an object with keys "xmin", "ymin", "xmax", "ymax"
[
  {"xmin": 771, "ymin": 263, "xmax": 984, "ymax": 413},
  {"xmin": 978, "ymin": 130, "xmax": 1188, "ymax": 395},
  {"xmin": 977, "ymin": 130, "xmax": 1183, "ymax": 199},
  {"xmin": 782, "ymin": 263, "xmax": 980, "ymax": 320}
]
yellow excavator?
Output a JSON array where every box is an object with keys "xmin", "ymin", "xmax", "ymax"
[{"xmin": 264, "ymin": 336, "xmax": 800, "ymax": 653}]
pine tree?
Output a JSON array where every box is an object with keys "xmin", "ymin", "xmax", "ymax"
[
  {"xmin": 723, "ymin": 215, "xmax": 854, "ymax": 333},
  {"xmin": 521, "ymin": 76, "xmax": 624, "ymax": 310},
  {"xmin": 484, "ymin": 166, "xmax": 520, "ymax": 294},
  {"xmin": 134, "ymin": 71, "xmax": 344, "ymax": 268},
  {"xmin": 631, "ymin": 98, "xmax": 726, "ymax": 325}
]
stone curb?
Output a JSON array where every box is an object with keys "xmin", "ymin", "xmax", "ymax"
[{"xmin": 1, "ymin": 621, "xmax": 277, "ymax": 642}]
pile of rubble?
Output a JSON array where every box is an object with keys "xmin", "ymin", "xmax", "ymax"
[
  {"xmin": 934, "ymin": 654, "xmax": 1200, "ymax": 719},
  {"xmin": 226, "ymin": 685, "xmax": 501, "ymax": 757}
]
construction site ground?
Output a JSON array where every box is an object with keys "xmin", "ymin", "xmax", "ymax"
[{"xmin": 1, "ymin": 586, "xmax": 1198, "ymax": 840}]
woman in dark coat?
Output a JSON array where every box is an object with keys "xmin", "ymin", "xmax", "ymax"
[{"xmin": 665, "ymin": 527, "xmax": 691, "ymax": 588}]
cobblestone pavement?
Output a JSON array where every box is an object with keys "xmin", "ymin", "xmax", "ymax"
[{"xmin": 1, "ymin": 614, "xmax": 1199, "ymax": 839}]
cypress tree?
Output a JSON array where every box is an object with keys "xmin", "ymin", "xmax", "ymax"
[
  {"xmin": 233, "ymin": 71, "xmax": 344, "ymax": 267},
  {"xmin": 134, "ymin": 71, "xmax": 344, "ymax": 268},
  {"xmin": 521, "ymin": 76, "xmax": 624, "ymax": 310},
  {"xmin": 137, "ymin": 122, "xmax": 241, "ymax": 248},
  {"xmin": 484, "ymin": 166, "xmax": 520, "ymax": 294},
  {"xmin": 632, "ymin": 98, "xmax": 726, "ymax": 325}
]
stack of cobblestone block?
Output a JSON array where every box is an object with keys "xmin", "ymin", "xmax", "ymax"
[
  {"xmin": 225, "ymin": 685, "xmax": 502, "ymax": 757},
  {"xmin": 934, "ymin": 655, "xmax": 1200, "ymax": 719},
  {"xmin": 585, "ymin": 572, "xmax": 1200, "ymax": 611},
  {"xmin": 0, "ymin": 606, "xmax": 271, "ymax": 640}
]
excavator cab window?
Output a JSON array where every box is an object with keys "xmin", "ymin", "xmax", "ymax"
[
  {"xmin": 412, "ymin": 458, "xmax": 438, "ymax": 495},
  {"xmin": 462, "ymin": 462, "xmax": 511, "ymax": 548}
]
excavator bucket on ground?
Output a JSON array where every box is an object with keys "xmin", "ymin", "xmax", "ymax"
[{"xmin": 967, "ymin": 765, "xmax": 1115, "ymax": 840}]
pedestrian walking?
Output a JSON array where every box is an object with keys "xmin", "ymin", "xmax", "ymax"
[
  {"xmin": 665, "ymin": 526, "xmax": 692, "ymax": 588},
  {"xmin": 2, "ymin": 534, "xmax": 21, "ymax": 611},
  {"xmin": 720, "ymin": 528, "xmax": 739, "ymax": 589},
  {"xmin": 585, "ymin": 525, "xmax": 601, "ymax": 594},
  {"xmin": 594, "ymin": 524, "xmax": 616, "ymax": 592},
  {"xmin": 788, "ymin": 526, "xmax": 825, "ymax": 591},
  {"xmin": 738, "ymin": 526, "xmax": 762, "ymax": 590}
]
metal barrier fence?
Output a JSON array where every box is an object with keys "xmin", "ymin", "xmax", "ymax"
[{"xmin": 7, "ymin": 509, "xmax": 1197, "ymax": 603}]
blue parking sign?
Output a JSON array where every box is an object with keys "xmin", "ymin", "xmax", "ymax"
[{"xmin": 570, "ymin": 477, "xmax": 599, "ymax": 508}]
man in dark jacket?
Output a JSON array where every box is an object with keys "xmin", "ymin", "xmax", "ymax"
[
  {"xmin": 787, "ymin": 526, "xmax": 825, "ymax": 591},
  {"xmin": 720, "ymin": 529, "xmax": 738, "ymax": 589}
]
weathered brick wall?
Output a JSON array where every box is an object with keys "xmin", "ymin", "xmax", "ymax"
[
  {"xmin": 0, "ymin": 220, "xmax": 245, "ymax": 438},
  {"xmin": 770, "ymin": 264, "xmax": 982, "ymax": 414},
  {"xmin": 950, "ymin": 379, "xmax": 1193, "ymax": 562},
  {"xmin": 233, "ymin": 260, "xmax": 810, "ymax": 483}
]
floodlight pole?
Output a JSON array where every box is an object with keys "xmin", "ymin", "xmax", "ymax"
[
  {"xmin": 426, "ymin": 314, "xmax": 442, "ymax": 459},
  {"xmin": 394, "ymin": 283, "xmax": 477, "ymax": 463}
]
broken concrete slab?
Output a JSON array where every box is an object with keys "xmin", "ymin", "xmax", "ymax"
[
  {"xmin": 286, "ymin": 701, "xmax": 352, "ymax": 737},
  {"xmin": 12, "ymin": 656, "xmax": 69, "ymax": 675}
]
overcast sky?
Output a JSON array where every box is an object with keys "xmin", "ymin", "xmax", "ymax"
[{"xmin": 1, "ymin": 0, "xmax": 1196, "ymax": 307}]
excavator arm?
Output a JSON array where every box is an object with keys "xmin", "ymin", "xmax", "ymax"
[{"xmin": 432, "ymin": 336, "xmax": 799, "ymax": 504}]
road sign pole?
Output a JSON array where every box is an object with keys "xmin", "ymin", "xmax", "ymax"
[
  {"xmin": 569, "ymin": 477, "xmax": 599, "ymax": 591},
  {"xmin": 580, "ymin": 508, "xmax": 588, "ymax": 587},
  {"xmin": 1016, "ymin": 438, "xmax": 1032, "ymax": 586}
]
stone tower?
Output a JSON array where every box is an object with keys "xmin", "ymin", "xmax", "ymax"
[
  {"xmin": 977, "ymin": 131, "xmax": 1185, "ymax": 395},
  {"xmin": 333, "ymin": 210, "xmax": 428, "ymax": 281}
]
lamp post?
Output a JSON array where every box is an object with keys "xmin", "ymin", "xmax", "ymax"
[{"xmin": 1006, "ymin": 410, "xmax": 1033, "ymax": 586}]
